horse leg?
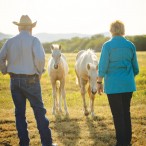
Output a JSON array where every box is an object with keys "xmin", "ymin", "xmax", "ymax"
[
  {"xmin": 88, "ymin": 85, "xmax": 95, "ymax": 117},
  {"xmin": 80, "ymin": 79, "xmax": 89, "ymax": 116},
  {"xmin": 51, "ymin": 81, "xmax": 57, "ymax": 115},
  {"xmin": 55, "ymin": 84, "xmax": 59, "ymax": 113},
  {"xmin": 90, "ymin": 94, "xmax": 95, "ymax": 117},
  {"xmin": 61, "ymin": 79, "xmax": 69, "ymax": 115},
  {"xmin": 88, "ymin": 85, "xmax": 91, "ymax": 99},
  {"xmin": 75, "ymin": 69, "xmax": 81, "ymax": 87},
  {"xmin": 58, "ymin": 85, "xmax": 62, "ymax": 113}
]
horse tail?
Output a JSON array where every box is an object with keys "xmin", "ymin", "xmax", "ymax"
[{"xmin": 56, "ymin": 80, "xmax": 60, "ymax": 89}]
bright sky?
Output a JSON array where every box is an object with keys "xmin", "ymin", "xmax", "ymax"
[{"xmin": 0, "ymin": 0, "xmax": 146, "ymax": 35}]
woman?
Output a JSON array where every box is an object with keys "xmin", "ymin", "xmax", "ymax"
[{"xmin": 97, "ymin": 20, "xmax": 139, "ymax": 146}]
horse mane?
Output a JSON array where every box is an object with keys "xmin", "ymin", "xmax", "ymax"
[
  {"xmin": 86, "ymin": 48, "xmax": 94, "ymax": 54},
  {"xmin": 85, "ymin": 49, "xmax": 97, "ymax": 62},
  {"xmin": 75, "ymin": 48, "xmax": 98, "ymax": 83}
]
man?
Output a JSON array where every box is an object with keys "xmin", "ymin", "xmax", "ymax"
[{"xmin": 0, "ymin": 15, "xmax": 57, "ymax": 146}]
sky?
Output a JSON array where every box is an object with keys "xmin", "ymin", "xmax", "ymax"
[{"xmin": 0, "ymin": 0, "xmax": 146, "ymax": 35}]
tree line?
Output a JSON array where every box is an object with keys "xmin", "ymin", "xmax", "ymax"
[
  {"xmin": 43, "ymin": 34, "xmax": 146, "ymax": 53},
  {"xmin": 0, "ymin": 34, "xmax": 146, "ymax": 52}
]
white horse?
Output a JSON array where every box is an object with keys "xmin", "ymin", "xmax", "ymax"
[
  {"xmin": 48, "ymin": 44, "xmax": 69, "ymax": 115},
  {"xmin": 75, "ymin": 49, "xmax": 98, "ymax": 117}
]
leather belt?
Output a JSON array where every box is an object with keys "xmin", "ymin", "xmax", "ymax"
[{"xmin": 9, "ymin": 73, "xmax": 39, "ymax": 78}]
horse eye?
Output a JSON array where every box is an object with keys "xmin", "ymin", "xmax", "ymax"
[{"xmin": 59, "ymin": 54, "xmax": 61, "ymax": 57}]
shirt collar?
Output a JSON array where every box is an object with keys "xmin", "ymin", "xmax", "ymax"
[
  {"xmin": 112, "ymin": 36, "xmax": 125, "ymax": 40},
  {"xmin": 20, "ymin": 30, "xmax": 31, "ymax": 35}
]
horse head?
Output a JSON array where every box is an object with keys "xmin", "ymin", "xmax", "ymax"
[
  {"xmin": 87, "ymin": 63, "xmax": 98, "ymax": 95},
  {"xmin": 51, "ymin": 44, "xmax": 62, "ymax": 69}
]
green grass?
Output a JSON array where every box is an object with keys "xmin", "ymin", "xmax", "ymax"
[{"xmin": 0, "ymin": 52, "xmax": 146, "ymax": 146}]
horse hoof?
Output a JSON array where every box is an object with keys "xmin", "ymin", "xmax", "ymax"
[
  {"xmin": 91, "ymin": 112, "xmax": 95, "ymax": 117},
  {"xmin": 59, "ymin": 109, "xmax": 63, "ymax": 113},
  {"xmin": 65, "ymin": 112, "xmax": 69, "ymax": 116},
  {"xmin": 52, "ymin": 110, "xmax": 56, "ymax": 115},
  {"xmin": 84, "ymin": 111, "xmax": 89, "ymax": 116}
]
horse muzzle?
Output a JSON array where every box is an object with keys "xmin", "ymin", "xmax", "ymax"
[
  {"xmin": 54, "ymin": 65, "xmax": 58, "ymax": 69},
  {"xmin": 91, "ymin": 90, "xmax": 97, "ymax": 95}
]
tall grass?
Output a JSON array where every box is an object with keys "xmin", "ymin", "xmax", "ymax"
[{"xmin": 0, "ymin": 52, "xmax": 146, "ymax": 146}]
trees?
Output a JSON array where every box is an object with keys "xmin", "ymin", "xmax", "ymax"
[
  {"xmin": 0, "ymin": 39, "xmax": 7, "ymax": 49},
  {"xmin": 42, "ymin": 35, "xmax": 110, "ymax": 52},
  {"xmin": 0, "ymin": 35, "xmax": 146, "ymax": 52},
  {"xmin": 126, "ymin": 35, "xmax": 146, "ymax": 51}
]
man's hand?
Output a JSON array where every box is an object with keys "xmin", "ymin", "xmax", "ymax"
[
  {"xmin": 2, "ymin": 70, "xmax": 7, "ymax": 75},
  {"xmin": 39, "ymin": 75, "xmax": 42, "ymax": 80}
]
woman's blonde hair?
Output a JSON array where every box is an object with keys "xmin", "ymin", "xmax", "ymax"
[{"xmin": 110, "ymin": 20, "xmax": 125, "ymax": 36}]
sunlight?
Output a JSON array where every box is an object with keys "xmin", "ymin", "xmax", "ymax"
[{"xmin": 0, "ymin": 0, "xmax": 146, "ymax": 35}]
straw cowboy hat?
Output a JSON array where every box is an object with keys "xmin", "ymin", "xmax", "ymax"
[{"xmin": 13, "ymin": 15, "xmax": 37, "ymax": 28}]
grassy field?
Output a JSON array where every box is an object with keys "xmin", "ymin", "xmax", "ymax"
[{"xmin": 0, "ymin": 52, "xmax": 146, "ymax": 146}]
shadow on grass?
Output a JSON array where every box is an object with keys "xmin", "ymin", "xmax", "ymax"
[
  {"xmin": 86, "ymin": 116, "xmax": 115, "ymax": 146},
  {"xmin": 54, "ymin": 115, "xmax": 80, "ymax": 146}
]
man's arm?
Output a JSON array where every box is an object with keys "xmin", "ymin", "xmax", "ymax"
[
  {"xmin": 0, "ymin": 41, "xmax": 8, "ymax": 74},
  {"xmin": 32, "ymin": 37, "xmax": 45, "ymax": 75}
]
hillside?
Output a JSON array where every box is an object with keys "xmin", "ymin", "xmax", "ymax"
[
  {"xmin": 0, "ymin": 32, "xmax": 110, "ymax": 43},
  {"xmin": 0, "ymin": 32, "xmax": 145, "ymax": 52},
  {"xmin": 0, "ymin": 32, "xmax": 91, "ymax": 42},
  {"xmin": 0, "ymin": 32, "xmax": 12, "ymax": 40},
  {"xmin": 34, "ymin": 33, "xmax": 91, "ymax": 43}
]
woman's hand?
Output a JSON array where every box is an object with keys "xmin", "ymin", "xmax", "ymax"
[{"xmin": 97, "ymin": 83, "xmax": 103, "ymax": 95}]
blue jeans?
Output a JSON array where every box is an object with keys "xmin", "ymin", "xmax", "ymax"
[{"xmin": 10, "ymin": 75, "xmax": 52, "ymax": 146}]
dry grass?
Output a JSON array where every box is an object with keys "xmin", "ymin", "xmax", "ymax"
[{"xmin": 0, "ymin": 52, "xmax": 146, "ymax": 146}]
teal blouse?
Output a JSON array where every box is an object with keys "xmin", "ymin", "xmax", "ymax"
[{"xmin": 98, "ymin": 36, "xmax": 139, "ymax": 94}]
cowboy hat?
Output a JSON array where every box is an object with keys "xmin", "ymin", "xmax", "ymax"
[{"xmin": 13, "ymin": 15, "xmax": 37, "ymax": 28}]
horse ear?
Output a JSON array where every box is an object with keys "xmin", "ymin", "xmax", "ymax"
[
  {"xmin": 87, "ymin": 64, "xmax": 90, "ymax": 70},
  {"xmin": 59, "ymin": 45, "xmax": 61, "ymax": 50},
  {"xmin": 50, "ymin": 45, "xmax": 54, "ymax": 51}
]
